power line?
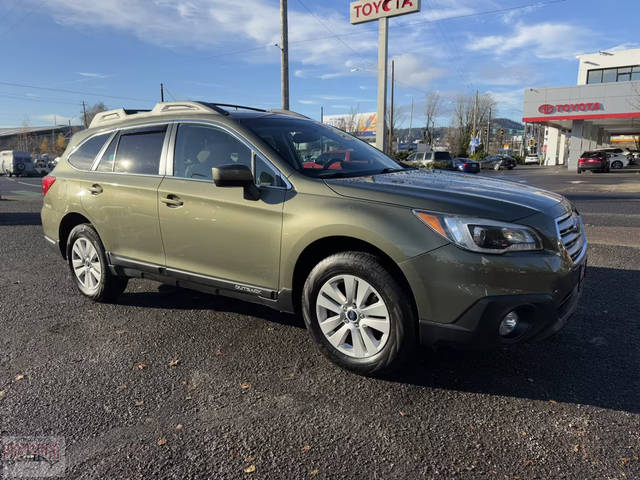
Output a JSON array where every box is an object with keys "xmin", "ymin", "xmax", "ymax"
[
  {"xmin": 0, "ymin": 81, "xmax": 154, "ymax": 103},
  {"xmin": 0, "ymin": 92, "xmax": 82, "ymax": 106}
]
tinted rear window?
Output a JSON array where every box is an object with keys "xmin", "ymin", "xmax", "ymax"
[
  {"xmin": 434, "ymin": 152, "xmax": 451, "ymax": 161},
  {"xmin": 581, "ymin": 152, "xmax": 601, "ymax": 158},
  {"xmin": 114, "ymin": 129, "xmax": 166, "ymax": 175},
  {"xmin": 68, "ymin": 133, "xmax": 110, "ymax": 170}
]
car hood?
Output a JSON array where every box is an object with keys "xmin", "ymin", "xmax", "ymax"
[{"xmin": 325, "ymin": 170, "xmax": 569, "ymax": 222}]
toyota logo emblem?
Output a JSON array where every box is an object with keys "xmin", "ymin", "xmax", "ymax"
[{"xmin": 538, "ymin": 104, "xmax": 555, "ymax": 115}]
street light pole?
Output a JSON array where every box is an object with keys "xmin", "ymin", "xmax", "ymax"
[
  {"xmin": 375, "ymin": 17, "xmax": 388, "ymax": 152},
  {"xmin": 280, "ymin": 0, "xmax": 290, "ymax": 111}
]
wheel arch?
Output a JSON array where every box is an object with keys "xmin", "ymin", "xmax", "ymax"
[
  {"xmin": 58, "ymin": 212, "xmax": 93, "ymax": 259},
  {"xmin": 290, "ymin": 236, "xmax": 419, "ymax": 321}
]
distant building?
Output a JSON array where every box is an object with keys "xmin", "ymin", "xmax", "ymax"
[
  {"xmin": 0, "ymin": 125, "xmax": 79, "ymax": 153},
  {"xmin": 523, "ymin": 48, "xmax": 640, "ymax": 170}
]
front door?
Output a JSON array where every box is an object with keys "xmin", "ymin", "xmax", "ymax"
[{"xmin": 158, "ymin": 123, "xmax": 287, "ymax": 291}]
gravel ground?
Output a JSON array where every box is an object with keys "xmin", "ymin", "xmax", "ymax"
[{"xmin": 0, "ymin": 170, "xmax": 638, "ymax": 479}]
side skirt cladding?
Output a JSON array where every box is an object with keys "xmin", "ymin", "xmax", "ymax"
[{"xmin": 107, "ymin": 253, "xmax": 295, "ymax": 313}]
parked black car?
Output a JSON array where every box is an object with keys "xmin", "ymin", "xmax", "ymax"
[{"xmin": 480, "ymin": 155, "xmax": 516, "ymax": 170}]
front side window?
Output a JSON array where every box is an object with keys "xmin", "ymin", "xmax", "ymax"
[
  {"xmin": 114, "ymin": 128, "xmax": 166, "ymax": 175},
  {"xmin": 173, "ymin": 124, "xmax": 251, "ymax": 181},
  {"xmin": 255, "ymin": 157, "xmax": 286, "ymax": 187},
  {"xmin": 68, "ymin": 133, "xmax": 110, "ymax": 170},
  {"xmin": 238, "ymin": 116, "xmax": 403, "ymax": 178}
]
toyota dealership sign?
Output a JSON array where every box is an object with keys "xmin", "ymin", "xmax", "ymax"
[
  {"xmin": 350, "ymin": 0, "xmax": 420, "ymax": 24},
  {"xmin": 537, "ymin": 102, "xmax": 603, "ymax": 115}
]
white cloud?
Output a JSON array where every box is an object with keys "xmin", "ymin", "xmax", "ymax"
[
  {"xmin": 77, "ymin": 72, "xmax": 110, "ymax": 78},
  {"xmin": 38, "ymin": 0, "xmax": 377, "ymax": 68},
  {"xmin": 390, "ymin": 53, "xmax": 444, "ymax": 88},
  {"xmin": 467, "ymin": 22, "xmax": 593, "ymax": 60},
  {"xmin": 298, "ymin": 99, "xmax": 316, "ymax": 105}
]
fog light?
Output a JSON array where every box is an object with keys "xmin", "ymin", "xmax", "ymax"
[{"xmin": 499, "ymin": 311, "xmax": 519, "ymax": 336}]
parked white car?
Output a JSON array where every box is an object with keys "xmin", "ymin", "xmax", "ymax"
[
  {"xmin": 524, "ymin": 154, "xmax": 539, "ymax": 165},
  {"xmin": 604, "ymin": 152, "xmax": 630, "ymax": 169}
]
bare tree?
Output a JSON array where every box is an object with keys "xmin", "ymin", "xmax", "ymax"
[
  {"xmin": 83, "ymin": 102, "xmax": 108, "ymax": 127},
  {"xmin": 450, "ymin": 93, "xmax": 496, "ymax": 156},
  {"xmin": 424, "ymin": 92, "xmax": 440, "ymax": 146}
]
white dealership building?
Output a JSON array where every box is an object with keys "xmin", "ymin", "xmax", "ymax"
[{"xmin": 522, "ymin": 48, "xmax": 640, "ymax": 171}]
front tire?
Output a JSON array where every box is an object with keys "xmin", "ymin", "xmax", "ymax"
[
  {"xmin": 612, "ymin": 161, "xmax": 623, "ymax": 169},
  {"xmin": 302, "ymin": 252, "xmax": 417, "ymax": 376},
  {"xmin": 67, "ymin": 224, "xmax": 128, "ymax": 302}
]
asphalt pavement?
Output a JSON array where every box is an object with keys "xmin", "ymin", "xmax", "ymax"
[{"xmin": 0, "ymin": 168, "xmax": 639, "ymax": 479}]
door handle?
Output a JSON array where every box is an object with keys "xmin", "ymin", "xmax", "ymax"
[
  {"xmin": 88, "ymin": 184, "xmax": 103, "ymax": 195},
  {"xmin": 160, "ymin": 194, "xmax": 184, "ymax": 207}
]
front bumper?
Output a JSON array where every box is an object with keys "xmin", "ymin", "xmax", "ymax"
[
  {"xmin": 419, "ymin": 279, "xmax": 583, "ymax": 347},
  {"xmin": 400, "ymin": 240, "xmax": 586, "ymax": 348}
]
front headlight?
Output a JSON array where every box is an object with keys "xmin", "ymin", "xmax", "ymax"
[{"xmin": 413, "ymin": 210, "xmax": 542, "ymax": 254}]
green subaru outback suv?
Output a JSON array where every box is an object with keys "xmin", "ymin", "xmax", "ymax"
[{"xmin": 41, "ymin": 101, "xmax": 587, "ymax": 374}]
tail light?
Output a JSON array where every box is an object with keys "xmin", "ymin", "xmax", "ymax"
[{"xmin": 42, "ymin": 176, "xmax": 56, "ymax": 196}]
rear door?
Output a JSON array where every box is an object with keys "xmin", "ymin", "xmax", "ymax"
[
  {"xmin": 157, "ymin": 122, "xmax": 287, "ymax": 291},
  {"xmin": 81, "ymin": 125, "xmax": 168, "ymax": 266}
]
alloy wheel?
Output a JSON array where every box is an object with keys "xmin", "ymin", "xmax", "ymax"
[
  {"xmin": 316, "ymin": 274, "xmax": 390, "ymax": 358},
  {"xmin": 71, "ymin": 237, "xmax": 102, "ymax": 293}
]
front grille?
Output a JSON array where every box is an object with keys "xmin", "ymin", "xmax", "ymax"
[{"xmin": 555, "ymin": 211, "xmax": 586, "ymax": 263}]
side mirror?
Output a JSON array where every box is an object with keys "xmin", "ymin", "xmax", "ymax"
[{"xmin": 212, "ymin": 164, "xmax": 260, "ymax": 201}]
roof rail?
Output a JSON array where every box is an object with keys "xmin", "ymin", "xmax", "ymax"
[
  {"xmin": 268, "ymin": 109, "xmax": 310, "ymax": 119},
  {"xmin": 88, "ymin": 101, "xmax": 224, "ymax": 128},
  {"xmin": 199, "ymin": 102, "xmax": 267, "ymax": 114}
]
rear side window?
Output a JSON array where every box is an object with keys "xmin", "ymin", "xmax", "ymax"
[
  {"xmin": 68, "ymin": 133, "xmax": 110, "ymax": 170},
  {"xmin": 96, "ymin": 135, "xmax": 117, "ymax": 172},
  {"xmin": 434, "ymin": 152, "xmax": 451, "ymax": 161},
  {"xmin": 114, "ymin": 128, "xmax": 166, "ymax": 175}
]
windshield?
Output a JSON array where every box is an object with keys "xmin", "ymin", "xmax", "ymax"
[{"xmin": 238, "ymin": 116, "xmax": 404, "ymax": 178}]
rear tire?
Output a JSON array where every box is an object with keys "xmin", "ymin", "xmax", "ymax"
[
  {"xmin": 302, "ymin": 251, "xmax": 417, "ymax": 376},
  {"xmin": 67, "ymin": 224, "xmax": 128, "ymax": 302}
]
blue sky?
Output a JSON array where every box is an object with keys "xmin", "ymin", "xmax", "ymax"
[{"xmin": 0, "ymin": 0, "xmax": 638, "ymax": 128}]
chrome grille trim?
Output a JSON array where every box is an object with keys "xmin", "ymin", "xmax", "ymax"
[{"xmin": 555, "ymin": 211, "xmax": 587, "ymax": 264}]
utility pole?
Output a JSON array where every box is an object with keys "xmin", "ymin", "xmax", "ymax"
[
  {"xmin": 388, "ymin": 59, "xmax": 395, "ymax": 155},
  {"xmin": 82, "ymin": 101, "xmax": 88, "ymax": 129},
  {"xmin": 472, "ymin": 89, "xmax": 478, "ymax": 139},
  {"xmin": 486, "ymin": 107, "xmax": 492, "ymax": 155},
  {"xmin": 320, "ymin": 106, "xmax": 324, "ymax": 123},
  {"xmin": 375, "ymin": 17, "xmax": 388, "ymax": 153},
  {"xmin": 160, "ymin": 83, "xmax": 165, "ymax": 102},
  {"xmin": 409, "ymin": 96, "xmax": 414, "ymax": 141},
  {"xmin": 280, "ymin": 0, "xmax": 290, "ymax": 110}
]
